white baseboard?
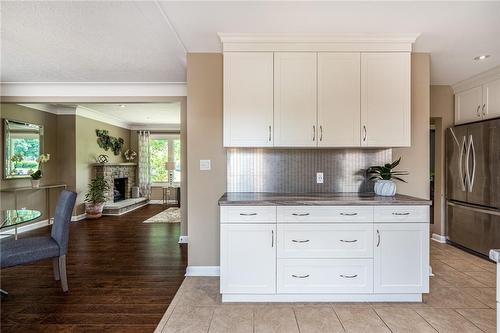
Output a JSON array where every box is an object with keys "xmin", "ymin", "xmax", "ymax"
[
  {"xmin": 185, "ymin": 266, "xmax": 220, "ymax": 277},
  {"xmin": 149, "ymin": 199, "xmax": 178, "ymax": 205},
  {"xmin": 222, "ymin": 293, "xmax": 422, "ymax": 303},
  {"xmin": 178, "ymin": 235, "xmax": 188, "ymax": 244},
  {"xmin": 431, "ymin": 233, "xmax": 447, "ymax": 243},
  {"xmin": 0, "ymin": 219, "xmax": 50, "ymax": 238},
  {"xmin": 72, "ymin": 213, "xmax": 87, "ymax": 221}
]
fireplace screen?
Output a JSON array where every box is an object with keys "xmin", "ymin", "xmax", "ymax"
[{"xmin": 113, "ymin": 177, "xmax": 127, "ymax": 202}]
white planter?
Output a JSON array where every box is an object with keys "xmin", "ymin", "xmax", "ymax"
[
  {"xmin": 374, "ymin": 180, "xmax": 396, "ymax": 196},
  {"xmin": 31, "ymin": 179, "xmax": 40, "ymax": 188}
]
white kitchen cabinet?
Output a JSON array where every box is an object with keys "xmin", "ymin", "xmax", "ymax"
[
  {"xmin": 274, "ymin": 52, "xmax": 317, "ymax": 147},
  {"xmin": 220, "ymin": 223, "xmax": 276, "ymax": 294},
  {"xmin": 223, "ymin": 52, "xmax": 274, "ymax": 147},
  {"xmin": 318, "ymin": 53, "xmax": 361, "ymax": 147},
  {"xmin": 374, "ymin": 223, "xmax": 429, "ymax": 294},
  {"xmin": 482, "ymin": 78, "xmax": 500, "ymax": 120},
  {"xmin": 361, "ymin": 53, "xmax": 411, "ymax": 147},
  {"xmin": 455, "ymin": 86, "xmax": 483, "ymax": 124}
]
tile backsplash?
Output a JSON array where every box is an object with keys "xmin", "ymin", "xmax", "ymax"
[{"xmin": 227, "ymin": 148, "xmax": 392, "ymax": 193}]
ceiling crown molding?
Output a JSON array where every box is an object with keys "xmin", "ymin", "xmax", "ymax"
[
  {"xmin": 452, "ymin": 65, "xmax": 500, "ymax": 93},
  {"xmin": 0, "ymin": 82, "xmax": 187, "ymax": 97},
  {"xmin": 218, "ymin": 33, "xmax": 420, "ymax": 52}
]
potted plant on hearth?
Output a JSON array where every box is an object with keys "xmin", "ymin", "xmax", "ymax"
[
  {"xmin": 85, "ymin": 176, "xmax": 110, "ymax": 219},
  {"xmin": 367, "ymin": 157, "xmax": 409, "ymax": 196}
]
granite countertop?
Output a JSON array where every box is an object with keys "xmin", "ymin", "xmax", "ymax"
[
  {"xmin": 218, "ymin": 192, "xmax": 432, "ymax": 206},
  {"xmin": 489, "ymin": 250, "xmax": 500, "ymax": 263}
]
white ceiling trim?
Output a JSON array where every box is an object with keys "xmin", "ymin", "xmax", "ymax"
[
  {"xmin": 452, "ymin": 65, "xmax": 500, "ymax": 93},
  {"xmin": 76, "ymin": 105, "xmax": 131, "ymax": 130},
  {"xmin": 219, "ymin": 33, "xmax": 420, "ymax": 52},
  {"xmin": 1, "ymin": 82, "xmax": 187, "ymax": 97},
  {"xmin": 130, "ymin": 124, "xmax": 180, "ymax": 131}
]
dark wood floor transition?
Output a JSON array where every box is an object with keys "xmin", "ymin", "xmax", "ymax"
[{"xmin": 1, "ymin": 205, "xmax": 187, "ymax": 333}]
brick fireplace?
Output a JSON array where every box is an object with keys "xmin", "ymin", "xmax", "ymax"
[{"xmin": 93, "ymin": 163, "xmax": 137, "ymax": 204}]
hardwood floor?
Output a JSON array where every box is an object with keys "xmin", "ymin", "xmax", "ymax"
[{"xmin": 1, "ymin": 205, "xmax": 187, "ymax": 333}]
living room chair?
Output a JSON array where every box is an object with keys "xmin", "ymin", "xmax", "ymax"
[{"xmin": 1, "ymin": 190, "xmax": 77, "ymax": 293}]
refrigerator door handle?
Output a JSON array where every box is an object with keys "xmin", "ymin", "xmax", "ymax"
[
  {"xmin": 468, "ymin": 134, "xmax": 476, "ymax": 192},
  {"xmin": 459, "ymin": 135, "xmax": 467, "ymax": 191}
]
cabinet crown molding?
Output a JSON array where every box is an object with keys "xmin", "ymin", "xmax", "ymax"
[
  {"xmin": 452, "ymin": 65, "xmax": 500, "ymax": 93},
  {"xmin": 218, "ymin": 33, "xmax": 420, "ymax": 52}
]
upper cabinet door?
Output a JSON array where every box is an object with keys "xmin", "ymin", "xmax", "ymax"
[
  {"xmin": 318, "ymin": 53, "xmax": 361, "ymax": 147},
  {"xmin": 274, "ymin": 53, "xmax": 317, "ymax": 147},
  {"xmin": 223, "ymin": 52, "xmax": 274, "ymax": 147},
  {"xmin": 482, "ymin": 78, "xmax": 500, "ymax": 120},
  {"xmin": 361, "ymin": 53, "xmax": 411, "ymax": 147},
  {"xmin": 455, "ymin": 86, "xmax": 483, "ymax": 125}
]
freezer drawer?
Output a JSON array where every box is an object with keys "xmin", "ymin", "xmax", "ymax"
[{"xmin": 447, "ymin": 202, "xmax": 500, "ymax": 256}]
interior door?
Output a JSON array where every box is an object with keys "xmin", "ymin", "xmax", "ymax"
[
  {"xmin": 274, "ymin": 52, "xmax": 317, "ymax": 147},
  {"xmin": 317, "ymin": 53, "xmax": 361, "ymax": 147},
  {"xmin": 466, "ymin": 119, "xmax": 500, "ymax": 209},
  {"xmin": 446, "ymin": 126, "xmax": 468, "ymax": 203}
]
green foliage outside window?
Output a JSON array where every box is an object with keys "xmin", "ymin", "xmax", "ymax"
[
  {"xmin": 10, "ymin": 138, "xmax": 40, "ymax": 174},
  {"xmin": 150, "ymin": 139, "xmax": 169, "ymax": 182}
]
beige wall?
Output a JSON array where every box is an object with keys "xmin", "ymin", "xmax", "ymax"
[
  {"xmin": 74, "ymin": 115, "xmax": 131, "ymax": 215},
  {"xmin": 187, "ymin": 53, "xmax": 226, "ymax": 267},
  {"xmin": 430, "ymin": 85, "xmax": 455, "ymax": 236},
  {"xmin": 393, "ymin": 53, "xmax": 431, "ymax": 201},
  {"xmin": 0, "ymin": 104, "xmax": 62, "ymax": 218}
]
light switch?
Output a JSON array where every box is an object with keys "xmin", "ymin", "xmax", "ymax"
[
  {"xmin": 200, "ymin": 159, "xmax": 211, "ymax": 171},
  {"xmin": 316, "ymin": 172, "xmax": 324, "ymax": 184}
]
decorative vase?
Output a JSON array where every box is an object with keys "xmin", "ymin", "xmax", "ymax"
[
  {"xmin": 85, "ymin": 202, "xmax": 105, "ymax": 219},
  {"xmin": 374, "ymin": 180, "xmax": 396, "ymax": 196},
  {"xmin": 31, "ymin": 179, "xmax": 40, "ymax": 188}
]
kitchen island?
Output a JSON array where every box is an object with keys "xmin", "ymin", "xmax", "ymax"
[{"xmin": 219, "ymin": 192, "xmax": 431, "ymax": 302}]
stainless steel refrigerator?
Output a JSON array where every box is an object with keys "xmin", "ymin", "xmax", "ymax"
[{"xmin": 446, "ymin": 118, "xmax": 500, "ymax": 257}]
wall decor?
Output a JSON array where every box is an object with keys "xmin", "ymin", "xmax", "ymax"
[
  {"xmin": 97, "ymin": 154, "xmax": 109, "ymax": 164},
  {"xmin": 96, "ymin": 129, "xmax": 124, "ymax": 155},
  {"xmin": 124, "ymin": 149, "xmax": 137, "ymax": 161}
]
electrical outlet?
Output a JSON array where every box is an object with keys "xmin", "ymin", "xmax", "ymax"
[{"xmin": 316, "ymin": 172, "xmax": 324, "ymax": 184}]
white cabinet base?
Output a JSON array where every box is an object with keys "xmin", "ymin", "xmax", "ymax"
[{"xmin": 222, "ymin": 293, "xmax": 422, "ymax": 303}]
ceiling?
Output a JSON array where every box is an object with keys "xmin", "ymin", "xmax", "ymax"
[{"xmin": 1, "ymin": 1, "xmax": 499, "ymax": 85}]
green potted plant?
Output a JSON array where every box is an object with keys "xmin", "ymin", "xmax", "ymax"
[
  {"xmin": 84, "ymin": 176, "xmax": 110, "ymax": 219},
  {"xmin": 367, "ymin": 157, "xmax": 409, "ymax": 196},
  {"xmin": 29, "ymin": 153, "xmax": 50, "ymax": 188}
]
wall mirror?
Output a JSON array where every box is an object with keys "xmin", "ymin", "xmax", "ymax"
[{"xmin": 3, "ymin": 119, "xmax": 44, "ymax": 179}]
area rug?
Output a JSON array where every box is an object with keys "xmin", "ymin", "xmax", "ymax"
[{"xmin": 143, "ymin": 207, "xmax": 181, "ymax": 223}]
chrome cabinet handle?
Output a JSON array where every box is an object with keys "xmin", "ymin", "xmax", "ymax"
[
  {"xmin": 292, "ymin": 274, "xmax": 309, "ymax": 279},
  {"xmin": 319, "ymin": 125, "xmax": 323, "ymax": 141},
  {"xmin": 340, "ymin": 239, "xmax": 358, "ymax": 243},
  {"xmin": 312, "ymin": 125, "xmax": 316, "ymax": 141},
  {"xmin": 340, "ymin": 212, "xmax": 358, "ymax": 216},
  {"xmin": 376, "ymin": 229, "xmax": 380, "ymax": 247},
  {"xmin": 362, "ymin": 125, "xmax": 367, "ymax": 142},
  {"xmin": 268, "ymin": 125, "xmax": 272, "ymax": 142},
  {"xmin": 239, "ymin": 213, "xmax": 257, "ymax": 216},
  {"xmin": 392, "ymin": 212, "xmax": 410, "ymax": 216},
  {"xmin": 340, "ymin": 274, "xmax": 358, "ymax": 278},
  {"xmin": 292, "ymin": 213, "xmax": 310, "ymax": 216},
  {"xmin": 476, "ymin": 105, "xmax": 481, "ymax": 117},
  {"xmin": 482, "ymin": 104, "xmax": 486, "ymax": 116},
  {"xmin": 271, "ymin": 230, "xmax": 274, "ymax": 248},
  {"xmin": 292, "ymin": 239, "xmax": 310, "ymax": 243}
]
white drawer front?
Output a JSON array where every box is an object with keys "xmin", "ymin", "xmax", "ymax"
[
  {"xmin": 277, "ymin": 259, "xmax": 373, "ymax": 293},
  {"xmin": 277, "ymin": 224, "xmax": 373, "ymax": 258},
  {"xmin": 374, "ymin": 206, "xmax": 429, "ymax": 223},
  {"xmin": 220, "ymin": 206, "xmax": 276, "ymax": 223},
  {"xmin": 277, "ymin": 206, "xmax": 373, "ymax": 223}
]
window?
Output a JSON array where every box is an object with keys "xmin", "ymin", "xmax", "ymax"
[{"xmin": 149, "ymin": 134, "xmax": 181, "ymax": 185}]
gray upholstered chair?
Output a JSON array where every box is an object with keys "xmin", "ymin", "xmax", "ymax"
[{"xmin": 1, "ymin": 190, "xmax": 77, "ymax": 292}]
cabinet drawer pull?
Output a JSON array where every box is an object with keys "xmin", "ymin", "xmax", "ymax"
[
  {"xmin": 292, "ymin": 213, "xmax": 310, "ymax": 216},
  {"xmin": 482, "ymin": 104, "xmax": 486, "ymax": 116},
  {"xmin": 292, "ymin": 239, "xmax": 310, "ymax": 243},
  {"xmin": 376, "ymin": 229, "xmax": 381, "ymax": 247},
  {"xmin": 340, "ymin": 239, "xmax": 358, "ymax": 243},
  {"xmin": 239, "ymin": 213, "xmax": 257, "ymax": 216},
  {"xmin": 268, "ymin": 125, "xmax": 272, "ymax": 142},
  {"xmin": 340, "ymin": 212, "xmax": 358, "ymax": 216},
  {"xmin": 392, "ymin": 212, "xmax": 410, "ymax": 216},
  {"xmin": 476, "ymin": 105, "xmax": 481, "ymax": 117},
  {"xmin": 340, "ymin": 274, "xmax": 358, "ymax": 279},
  {"xmin": 292, "ymin": 274, "xmax": 310, "ymax": 279}
]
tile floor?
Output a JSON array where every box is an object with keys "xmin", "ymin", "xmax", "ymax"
[{"xmin": 154, "ymin": 242, "xmax": 497, "ymax": 333}]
